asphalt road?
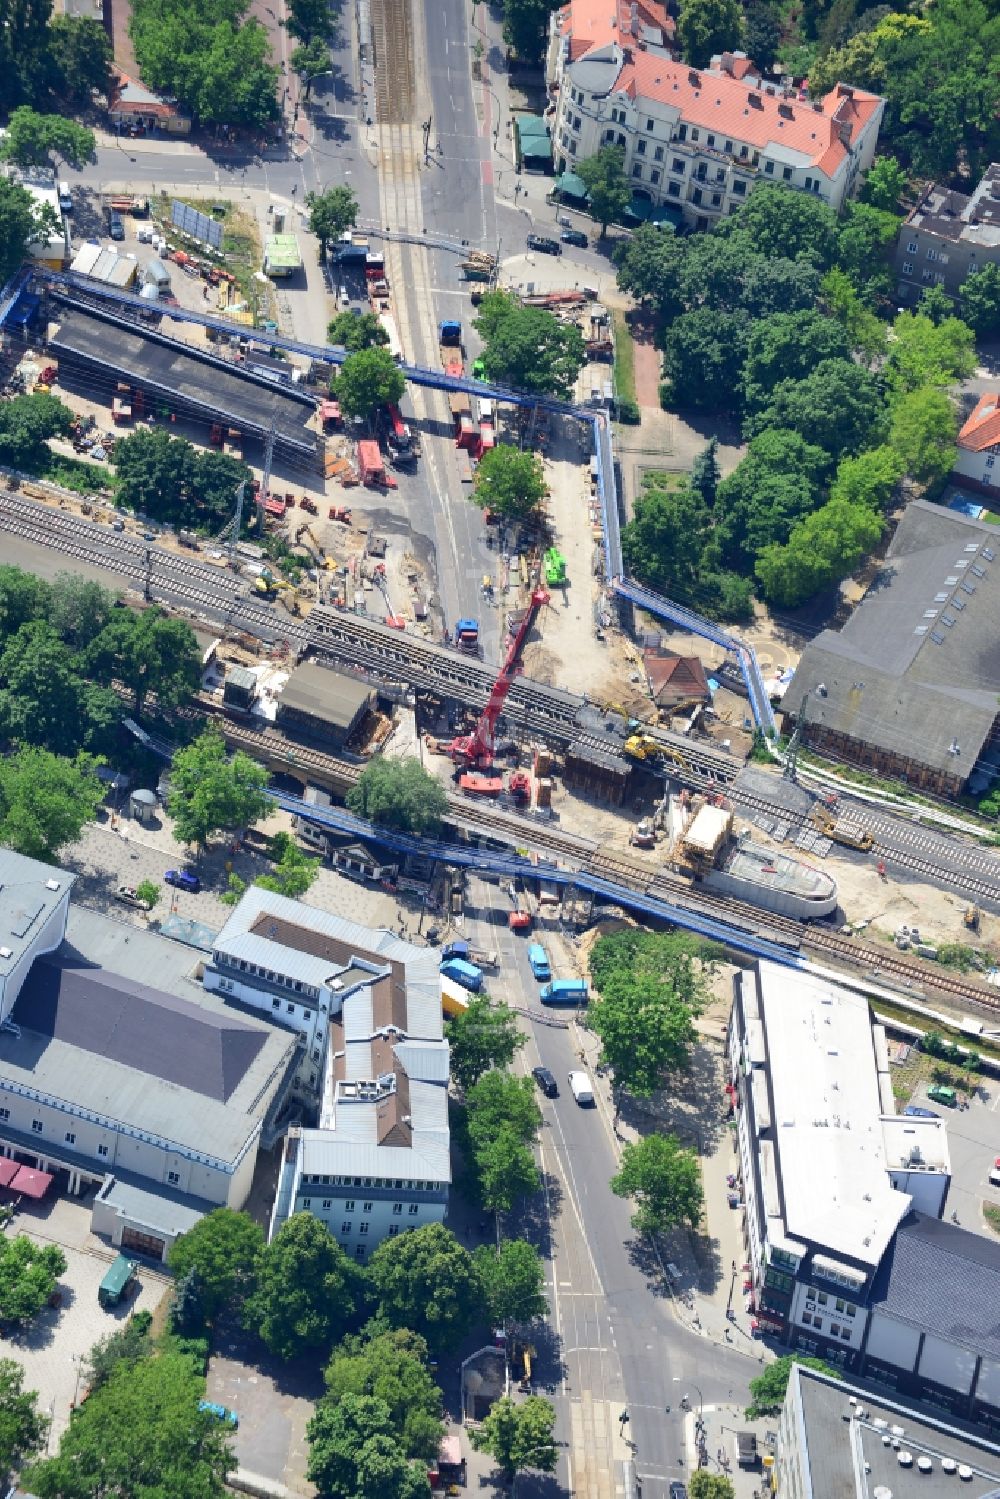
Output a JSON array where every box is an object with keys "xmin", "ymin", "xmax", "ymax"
[{"xmin": 466, "ymin": 879, "xmax": 759, "ymax": 1498}]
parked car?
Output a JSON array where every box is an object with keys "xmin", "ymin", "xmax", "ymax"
[
  {"xmin": 115, "ymin": 884, "xmax": 152, "ymax": 910},
  {"xmin": 532, "ymin": 1065, "xmax": 558, "ymax": 1098},
  {"xmin": 926, "ymin": 1085, "xmax": 958, "ymax": 1107},
  {"xmin": 109, "ymin": 213, "xmax": 125, "ymax": 241},
  {"xmin": 198, "ymin": 1401, "xmax": 238, "ymax": 1427},
  {"xmin": 903, "ymin": 1105, "xmax": 939, "ymax": 1119},
  {"xmin": 670, "ymin": 1484, "xmax": 688, "ymax": 1499},
  {"xmin": 527, "ymin": 234, "xmax": 561, "ymax": 255},
  {"xmin": 164, "ymin": 868, "xmax": 201, "ymax": 893},
  {"xmin": 568, "ymin": 1070, "xmax": 595, "ymax": 1106},
  {"xmin": 560, "ymin": 228, "xmax": 588, "ymax": 248}
]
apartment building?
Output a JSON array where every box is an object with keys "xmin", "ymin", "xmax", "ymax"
[
  {"xmin": 547, "ymin": 3, "xmax": 883, "ymax": 227},
  {"xmin": 954, "ymin": 392, "xmax": 1000, "ymax": 497},
  {"xmin": 894, "ymin": 163, "xmax": 1000, "ymax": 309},
  {"xmin": 729, "ymin": 962, "xmax": 1000, "ymax": 1428},
  {"xmin": 207, "ymin": 888, "xmax": 450, "ymax": 1260}
]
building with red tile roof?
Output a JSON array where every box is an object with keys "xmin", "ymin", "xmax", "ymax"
[
  {"xmin": 546, "ymin": 19, "xmax": 883, "ymax": 226},
  {"xmin": 954, "ymin": 393, "xmax": 1000, "ymax": 498},
  {"xmin": 642, "ymin": 648, "xmax": 711, "ymax": 710},
  {"xmin": 108, "ymin": 68, "xmax": 191, "ymax": 135}
]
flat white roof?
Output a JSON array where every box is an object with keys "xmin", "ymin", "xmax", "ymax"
[
  {"xmin": 684, "ymin": 802, "xmax": 730, "ymax": 854},
  {"xmin": 755, "ymin": 963, "xmax": 911, "ymax": 1267},
  {"xmin": 881, "ymin": 1116, "xmax": 950, "ymax": 1173}
]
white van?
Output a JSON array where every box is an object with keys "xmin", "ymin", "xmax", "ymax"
[
  {"xmin": 989, "ymin": 1167, "xmax": 1000, "ymax": 1189},
  {"xmin": 58, "ymin": 181, "xmax": 73, "ymax": 214},
  {"xmin": 568, "ymin": 1070, "xmax": 595, "ymax": 1106}
]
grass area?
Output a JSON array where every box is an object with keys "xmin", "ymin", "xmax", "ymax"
[
  {"xmin": 980, "ymin": 509, "xmax": 1000, "ymax": 525},
  {"xmin": 612, "ymin": 308, "xmax": 639, "ymax": 421},
  {"xmin": 638, "ymin": 468, "xmax": 688, "ymax": 493},
  {"xmin": 20, "ymin": 447, "xmax": 115, "ymax": 497},
  {"xmin": 985, "ymin": 1204, "xmax": 1000, "ymax": 1237}
]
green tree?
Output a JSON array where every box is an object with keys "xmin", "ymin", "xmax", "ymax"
[
  {"xmin": 960, "ymin": 263, "xmax": 1000, "ymax": 338},
  {"xmin": 610, "ymin": 1134, "xmax": 703, "ymax": 1236},
  {"xmin": 0, "ymin": 1236, "xmax": 67, "ymax": 1325},
  {"xmin": 501, "ymin": 0, "xmax": 555, "ymax": 59},
  {"xmin": 85, "ymin": 606, "xmax": 201, "ymax": 715},
  {"xmin": 0, "ymin": 621, "xmax": 106, "ymax": 756},
  {"xmin": 167, "ymin": 729, "xmax": 269, "ymax": 851},
  {"xmin": 862, "ymin": 155, "xmax": 907, "ymax": 211},
  {"xmin": 291, "ymin": 37, "xmax": 330, "ymax": 82},
  {"xmin": 83, "ymin": 1316, "xmax": 154, "ymax": 1394},
  {"xmin": 256, "ymin": 830, "xmax": 320, "ymax": 899},
  {"xmin": 743, "ymin": 1, "xmax": 781, "ymax": 68},
  {"xmin": 621, "ymin": 480, "xmax": 711, "ymax": 602},
  {"xmin": 446, "ymin": 995, "xmax": 525, "ymax": 1093},
  {"xmin": 113, "ymin": 427, "xmax": 194, "ymax": 518},
  {"xmin": 885, "ymin": 310, "xmax": 976, "ymax": 394},
  {"xmin": 677, "ymin": 0, "xmax": 744, "ymax": 65},
  {"xmin": 473, "ymin": 445, "xmax": 546, "ymax": 522},
  {"xmin": 323, "ymin": 1326, "xmax": 444, "ymax": 1462},
  {"xmin": 469, "ymin": 1395, "xmax": 557, "ymax": 1483},
  {"xmin": 828, "ymin": 445, "xmax": 903, "ymax": 511},
  {"xmin": 614, "ymin": 223, "xmax": 686, "ymax": 319},
  {"xmin": 744, "ymin": 359, "xmax": 880, "ymax": 455},
  {"xmin": 476, "ymin": 300, "xmax": 585, "ymax": 398},
  {"xmin": 168, "ymin": 1209, "xmax": 264, "ymax": 1324},
  {"xmin": 888, "ymin": 386, "xmax": 958, "ymax": 486},
  {"xmin": 308, "ymin": 1394, "xmax": 427, "ymax": 1499},
  {"xmin": 335, "ymin": 346, "xmax": 406, "ymax": 420},
  {"xmin": 690, "ymin": 438, "xmax": 720, "ymax": 508},
  {"xmin": 130, "ymin": 0, "xmax": 279, "ymax": 126},
  {"xmin": 663, "ymin": 308, "xmax": 751, "ymax": 411},
  {"xmin": 589, "ymin": 972, "xmax": 702, "ymax": 1100},
  {"xmin": 0, "ymin": 564, "xmax": 52, "ymax": 639},
  {"xmin": 346, "ymin": 756, "xmax": 447, "ymax": 835},
  {"xmin": 46, "ymin": 573, "xmax": 117, "ymax": 649},
  {"xmin": 474, "ymin": 1239, "xmax": 547, "ymax": 1329},
  {"xmin": 714, "ymin": 428, "xmax": 828, "ymax": 570},
  {"xmin": 0, "ymin": 107, "xmax": 94, "ymax": 167},
  {"xmin": 0, "ymin": 746, "xmax": 104, "ymax": 862},
  {"xmin": 287, "ymin": 0, "xmax": 331, "ymax": 41},
  {"xmin": 834, "ymin": 201, "xmax": 900, "ymax": 297},
  {"xmin": 0, "ymin": 1358, "xmax": 46, "ymax": 1477},
  {"xmin": 755, "ymin": 498, "xmax": 882, "ymax": 606},
  {"xmin": 467, "ymin": 1069, "xmax": 541, "ymax": 1151},
  {"xmin": 134, "ymin": 878, "xmax": 160, "ymax": 910},
  {"xmin": 917, "ymin": 285, "xmax": 956, "ymax": 327},
  {"xmin": 746, "ymin": 1355, "xmax": 841, "ymax": 1418},
  {"xmin": 246, "ymin": 1214, "xmax": 368, "ymax": 1361},
  {"xmin": 24, "ymin": 1350, "xmax": 234, "ymax": 1499},
  {"xmin": 819, "ymin": 268, "xmax": 887, "ymax": 361},
  {"xmin": 741, "ymin": 311, "xmax": 851, "ymax": 413},
  {"xmin": 327, "ymin": 310, "xmax": 390, "ymax": 352},
  {"xmin": 0, "ymin": 392, "xmax": 74, "ymax": 470},
  {"xmin": 475, "ymin": 1127, "xmax": 541, "ymax": 1216},
  {"xmin": 354, "ymin": 1436, "xmax": 431, "ymax": 1499},
  {"xmin": 368, "ymin": 1224, "xmax": 481, "ymax": 1354},
  {"xmin": 721, "ymin": 184, "xmax": 839, "ymax": 269},
  {"xmin": 576, "ymin": 146, "xmax": 630, "ymax": 237},
  {"xmin": 307, "ymin": 185, "xmax": 359, "ymax": 257},
  {"xmin": 46, "ymin": 16, "xmax": 113, "ymax": 104},
  {"xmin": 689, "ymin": 1473, "xmax": 736, "ymax": 1499}
]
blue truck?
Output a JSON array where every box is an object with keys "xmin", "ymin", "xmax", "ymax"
[
  {"xmin": 440, "ymin": 957, "xmax": 484, "ymax": 993},
  {"xmin": 527, "ymin": 943, "xmax": 551, "ymax": 981},
  {"xmin": 539, "ymin": 978, "xmax": 589, "ymax": 1005}
]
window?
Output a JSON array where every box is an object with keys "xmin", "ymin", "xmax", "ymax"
[
  {"xmin": 903, "ymin": 261, "xmax": 913, "ymax": 274},
  {"xmin": 678, "ymin": 124, "xmax": 687, "ymax": 141},
  {"xmin": 907, "ymin": 240, "xmax": 918, "ymax": 253},
  {"xmin": 271, "ymin": 997, "xmax": 280, "ymax": 1009},
  {"xmin": 637, "ymin": 139, "xmax": 646, "ymax": 155},
  {"xmin": 322, "ymin": 1199, "xmax": 332, "ymax": 1210},
  {"xmin": 805, "ymin": 176, "xmax": 812, "ymax": 190},
  {"xmin": 389, "ymin": 1225, "xmax": 400, "ymax": 1237},
  {"xmin": 707, "ymin": 134, "xmax": 716, "ymax": 147},
  {"xmin": 935, "ymin": 273, "xmax": 945, "ymax": 285},
  {"xmin": 344, "ymin": 1200, "xmax": 355, "ymax": 1212},
  {"xmin": 764, "ymin": 161, "xmax": 774, "ymax": 175},
  {"xmin": 651, "ymin": 170, "xmax": 661, "ymax": 185},
  {"xmin": 987, "ymin": 455, "xmax": 995, "ymax": 468},
  {"xmin": 301, "ymin": 1198, "xmax": 312, "ymax": 1209},
  {"xmin": 363, "ymin": 1202, "xmax": 373, "ymax": 1213},
  {"xmin": 817, "ymin": 1293, "xmax": 829, "ymax": 1306},
  {"xmin": 812, "ymin": 1318, "xmax": 823, "ymax": 1331},
  {"xmin": 711, "ymin": 193, "xmax": 721, "ymax": 206},
  {"xmin": 724, "ymin": 139, "xmax": 732, "ymax": 152},
  {"xmin": 393, "ymin": 1203, "xmax": 403, "ymax": 1215},
  {"xmin": 31, "ymin": 1120, "xmax": 42, "ymax": 1134},
  {"xmin": 692, "ymin": 187, "xmax": 702, "ymax": 205},
  {"xmin": 830, "ymin": 1322, "xmax": 841, "ymax": 1337},
  {"xmin": 672, "ymin": 158, "xmax": 685, "ymax": 174},
  {"xmin": 355, "ymin": 1245, "xmax": 365, "ymax": 1259},
  {"xmin": 342, "ymin": 1221, "xmax": 352, "ymax": 1234},
  {"xmin": 926, "ymin": 247, "xmax": 937, "ymax": 261},
  {"xmin": 98, "ymin": 1143, "xmax": 109, "ymax": 1158},
  {"xmin": 668, "ymin": 182, "xmax": 681, "ymax": 197},
  {"xmin": 782, "ymin": 166, "xmax": 792, "ymax": 181},
  {"xmin": 835, "ymin": 1299, "xmax": 846, "ymax": 1313},
  {"xmin": 408, "ymin": 1204, "xmax": 419, "ymax": 1215},
  {"xmin": 617, "ymin": 132, "xmax": 625, "ymax": 148},
  {"xmin": 846, "ymin": 1305, "xmax": 857, "ymax": 1318},
  {"xmin": 0, "ymin": 1108, "xmax": 8, "ymax": 1122},
  {"xmin": 286, "ymin": 1003, "xmax": 295, "ymax": 1015},
  {"xmin": 646, "ymin": 117, "xmax": 654, "ymax": 131},
  {"xmin": 168, "ymin": 1170, "xmax": 180, "ymax": 1185},
  {"xmin": 802, "ymin": 1312, "xmax": 814, "ymax": 1326},
  {"xmin": 359, "ymin": 1221, "xmax": 369, "ymax": 1235},
  {"xmin": 654, "ymin": 145, "xmax": 664, "ymax": 161},
  {"xmin": 840, "ymin": 1326, "xmax": 852, "ymax": 1340},
  {"xmin": 569, "ymin": 140, "xmax": 577, "ymax": 155},
  {"xmin": 632, "ymin": 165, "xmax": 642, "ymax": 178},
  {"xmin": 716, "ymin": 167, "xmax": 725, "ymax": 182},
  {"xmin": 691, "ymin": 129, "xmax": 699, "ymax": 142},
  {"xmin": 733, "ymin": 180, "xmax": 746, "ymax": 196},
  {"xmin": 65, "ymin": 1131, "xmax": 76, "ymax": 1145}
]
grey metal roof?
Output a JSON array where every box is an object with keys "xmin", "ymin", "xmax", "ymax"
[
  {"xmin": 0, "ymin": 852, "xmax": 74, "ymax": 985},
  {"xmin": 568, "ymin": 41, "xmax": 625, "ymax": 97},
  {"xmin": 278, "ymin": 664, "xmax": 373, "ymax": 728},
  {"xmin": 15, "ymin": 960, "xmax": 267, "ymax": 1103},
  {"xmin": 868, "ymin": 1211, "xmax": 1000, "ymax": 1360},
  {"xmin": 394, "ymin": 1040, "xmax": 451, "ymax": 1084},
  {"xmin": 298, "ymin": 1123, "xmax": 451, "ymax": 1184},
  {"xmin": 98, "ymin": 1174, "xmax": 208, "ymax": 1239},
  {"xmin": 793, "ymin": 1365, "xmax": 1000, "ymax": 1499},
  {"xmin": 782, "ymin": 501, "xmax": 1000, "ymax": 775}
]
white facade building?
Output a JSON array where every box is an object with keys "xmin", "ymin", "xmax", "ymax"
[
  {"xmin": 0, "ymin": 850, "xmax": 74, "ymax": 1022},
  {"xmin": 547, "ymin": 5, "xmax": 883, "ymax": 228},
  {"xmin": 206, "ymin": 889, "xmax": 450, "ymax": 1261},
  {"xmin": 954, "ymin": 392, "xmax": 1000, "ymax": 496}
]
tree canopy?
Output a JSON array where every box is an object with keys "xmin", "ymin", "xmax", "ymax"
[
  {"xmin": 960, "ymin": 263, "xmax": 1000, "ymax": 338},
  {"xmin": 327, "ymin": 311, "xmax": 389, "ymax": 353},
  {"xmin": 0, "ymin": 1235, "xmax": 66, "ymax": 1325},
  {"xmin": 677, "ymin": 0, "xmax": 744, "ymax": 66},
  {"xmin": 246, "ymin": 1213, "xmax": 368, "ymax": 1361},
  {"xmin": 368, "ymin": 1224, "xmax": 481, "ymax": 1353},
  {"xmin": 575, "ymin": 146, "xmax": 630, "ymax": 236},
  {"xmin": 0, "ymin": 746, "xmax": 104, "ymax": 862},
  {"xmin": 307, "ymin": 186, "xmax": 359, "ymax": 256},
  {"xmin": 588, "ymin": 930, "xmax": 710, "ymax": 1099},
  {"xmin": 335, "ymin": 347, "xmax": 406, "ymax": 420},
  {"xmin": 610, "ymin": 1133, "xmax": 704, "ymax": 1236},
  {"xmin": 0, "ymin": 178, "xmax": 59, "ymax": 284},
  {"xmin": 474, "ymin": 1239, "xmax": 548, "ymax": 1330},
  {"xmin": 166, "ymin": 728, "xmax": 270, "ymax": 850},
  {"xmin": 167, "ymin": 1209, "xmax": 264, "ymax": 1325},
  {"xmin": 0, "ymin": 620, "xmax": 119, "ymax": 758},
  {"xmin": 322, "ymin": 1325, "xmax": 444, "ymax": 1463},
  {"xmin": 469, "ymin": 1395, "xmax": 557, "ymax": 1482},
  {"xmin": 112, "ymin": 427, "xmax": 252, "ymax": 533},
  {"xmin": 346, "ymin": 756, "xmax": 447, "ymax": 835},
  {"xmin": 474, "ymin": 291, "xmax": 585, "ymax": 398},
  {"xmin": 0, "ymin": 1358, "xmax": 47, "ymax": 1476},
  {"xmin": 0, "ymin": 106, "xmax": 94, "ymax": 167},
  {"xmin": 446, "ymin": 995, "xmax": 525, "ymax": 1094},
  {"xmin": 307, "ymin": 1392, "xmax": 430, "ymax": 1499},
  {"xmin": 129, "ymin": 0, "xmax": 280, "ymax": 125},
  {"xmin": 746, "ymin": 1355, "xmax": 841, "ymax": 1418},
  {"xmin": 24, "ymin": 1349, "xmax": 234, "ymax": 1499},
  {"xmin": 472, "ymin": 445, "xmax": 547, "ymax": 522},
  {"xmin": 0, "ymin": 392, "xmax": 74, "ymax": 470}
]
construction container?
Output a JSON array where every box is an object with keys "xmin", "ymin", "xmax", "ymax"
[{"xmin": 536, "ymin": 778, "xmax": 552, "ymax": 808}]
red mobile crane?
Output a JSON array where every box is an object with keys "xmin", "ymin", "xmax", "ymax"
[{"xmin": 449, "ymin": 587, "xmax": 549, "ymax": 769}]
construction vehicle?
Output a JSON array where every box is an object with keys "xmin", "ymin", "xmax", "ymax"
[
  {"xmin": 299, "ymin": 496, "xmax": 318, "ymax": 515},
  {"xmin": 508, "ymin": 769, "xmax": 532, "ymax": 803},
  {"xmin": 809, "ymin": 807, "xmax": 874, "ymax": 851},
  {"xmin": 449, "ymin": 587, "xmax": 549, "ymax": 769},
  {"xmin": 294, "ymin": 522, "xmax": 332, "ymax": 569},
  {"xmin": 357, "ymin": 440, "xmax": 398, "ymax": 490},
  {"xmin": 328, "ymin": 504, "xmax": 353, "ymax": 524},
  {"xmin": 454, "ymin": 619, "xmax": 480, "ymax": 653},
  {"xmin": 253, "ymin": 567, "xmax": 294, "ymax": 598},
  {"xmin": 630, "ymin": 818, "xmax": 657, "ymax": 849},
  {"xmin": 459, "ymin": 251, "xmax": 496, "ymax": 282},
  {"xmin": 964, "ymin": 905, "xmax": 981, "ymax": 932},
  {"xmin": 623, "ymin": 734, "xmax": 688, "ymax": 772},
  {"xmin": 543, "ymin": 548, "xmax": 567, "ymax": 586}
]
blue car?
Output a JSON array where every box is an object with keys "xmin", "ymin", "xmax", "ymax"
[
  {"xmin": 165, "ymin": 868, "xmax": 201, "ymax": 893},
  {"xmin": 199, "ymin": 1400, "xmax": 238, "ymax": 1427},
  {"xmin": 903, "ymin": 1105, "xmax": 939, "ymax": 1119}
]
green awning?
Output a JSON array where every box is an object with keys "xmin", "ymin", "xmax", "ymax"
[
  {"xmin": 627, "ymin": 194, "xmax": 657, "ymax": 221},
  {"xmin": 515, "ymin": 113, "xmax": 552, "ymax": 162},
  {"xmin": 555, "ymin": 170, "xmax": 588, "ymax": 201}
]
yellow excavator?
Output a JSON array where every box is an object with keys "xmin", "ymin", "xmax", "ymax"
[
  {"xmin": 809, "ymin": 806, "xmax": 874, "ymax": 851},
  {"xmin": 624, "ymin": 733, "xmax": 687, "ymax": 770},
  {"xmin": 294, "ymin": 521, "xmax": 333, "ymax": 570}
]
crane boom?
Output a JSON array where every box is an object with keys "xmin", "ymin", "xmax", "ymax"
[{"xmin": 450, "ymin": 586, "xmax": 549, "ymax": 767}]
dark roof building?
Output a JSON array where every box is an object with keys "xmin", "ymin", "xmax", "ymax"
[
  {"xmin": 643, "ymin": 648, "xmax": 711, "ymax": 710},
  {"xmin": 781, "ymin": 501, "xmax": 1000, "ymax": 794},
  {"xmin": 276, "ymin": 663, "xmax": 374, "ymax": 748},
  {"xmin": 894, "ymin": 162, "xmax": 1000, "ymax": 310}
]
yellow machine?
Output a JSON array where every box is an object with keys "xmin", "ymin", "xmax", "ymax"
[
  {"xmin": 253, "ymin": 568, "xmax": 293, "ymax": 597},
  {"xmin": 809, "ymin": 807, "xmax": 874, "ymax": 851},
  {"xmin": 624, "ymin": 734, "xmax": 687, "ymax": 770}
]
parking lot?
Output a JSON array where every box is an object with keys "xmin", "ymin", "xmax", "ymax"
[
  {"xmin": 4, "ymin": 1192, "xmax": 169, "ymax": 1448},
  {"xmin": 908, "ymin": 1077, "xmax": 1000, "ymax": 1232}
]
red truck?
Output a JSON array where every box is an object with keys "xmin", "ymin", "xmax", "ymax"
[{"xmin": 357, "ymin": 440, "xmax": 398, "ymax": 489}]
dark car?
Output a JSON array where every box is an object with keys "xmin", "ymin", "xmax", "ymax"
[
  {"xmin": 109, "ymin": 213, "xmax": 125, "ymax": 241},
  {"xmin": 903, "ymin": 1104, "xmax": 939, "ymax": 1119},
  {"xmin": 165, "ymin": 868, "xmax": 201, "ymax": 893},
  {"xmin": 670, "ymin": 1484, "xmax": 688, "ymax": 1499},
  {"xmin": 560, "ymin": 228, "xmax": 588, "ymax": 248},
  {"xmin": 532, "ymin": 1066, "xmax": 558, "ymax": 1098},
  {"xmin": 527, "ymin": 234, "xmax": 561, "ymax": 256}
]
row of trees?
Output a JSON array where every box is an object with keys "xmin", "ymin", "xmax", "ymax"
[
  {"xmin": 617, "ymin": 184, "xmax": 975, "ymax": 612},
  {"xmin": 112, "ymin": 427, "xmax": 254, "ymax": 533}
]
